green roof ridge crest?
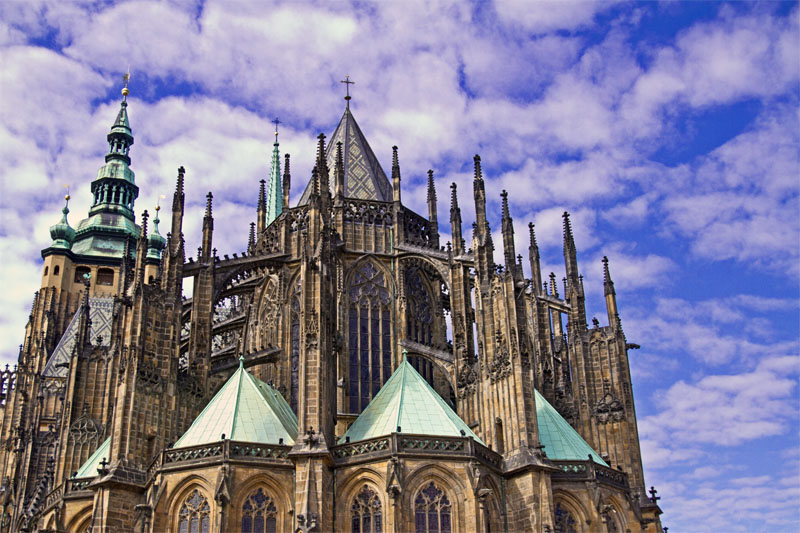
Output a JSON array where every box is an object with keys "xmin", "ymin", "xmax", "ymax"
[{"xmin": 228, "ymin": 365, "xmax": 245, "ymax": 440}]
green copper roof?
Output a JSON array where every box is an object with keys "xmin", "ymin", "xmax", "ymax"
[
  {"xmin": 75, "ymin": 437, "xmax": 110, "ymax": 479},
  {"xmin": 535, "ymin": 389, "xmax": 607, "ymax": 465},
  {"xmin": 146, "ymin": 211, "xmax": 166, "ymax": 260},
  {"xmin": 265, "ymin": 135, "xmax": 282, "ymax": 225},
  {"xmin": 49, "ymin": 198, "xmax": 76, "ymax": 249},
  {"xmin": 340, "ymin": 355, "xmax": 483, "ymax": 444},
  {"xmin": 298, "ymin": 106, "xmax": 392, "ymax": 205},
  {"xmin": 174, "ymin": 360, "xmax": 298, "ymax": 448}
]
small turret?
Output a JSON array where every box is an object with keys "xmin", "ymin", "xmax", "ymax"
[
  {"xmin": 146, "ymin": 205, "xmax": 166, "ymax": 262},
  {"xmin": 49, "ymin": 195, "xmax": 76, "ymax": 249}
]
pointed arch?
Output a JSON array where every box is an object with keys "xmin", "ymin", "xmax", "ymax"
[{"xmin": 167, "ymin": 476, "xmax": 214, "ymax": 533}]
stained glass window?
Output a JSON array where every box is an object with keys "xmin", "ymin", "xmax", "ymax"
[
  {"xmin": 241, "ymin": 488, "xmax": 278, "ymax": 533},
  {"xmin": 348, "ymin": 262, "xmax": 391, "ymax": 413},
  {"xmin": 177, "ymin": 489, "xmax": 210, "ymax": 533},
  {"xmin": 350, "ymin": 485, "xmax": 382, "ymax": 533},
  {"xmin": 554, "ymin": 503, "xmax": 578, "ymax": 533},
  {"xmin": 414, "ymin": 482, "xmax": 452, "ymax": 533}
]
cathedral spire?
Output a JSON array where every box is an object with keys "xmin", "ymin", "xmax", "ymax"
[
  {"xmin": 472, "ymin": 154, "xmax": 494, "ymax": 279},
  {"xmin": 529, "ymin": 223, "xmax": 542, "ymax": 295},
  {"xmin": 501, "ymin": 190, "xmax": 517, "ymax": 277},
  {"xmin": 603, "ymin": 256, "xmax": 619, "ymax": 328},
  {"xmin": 427, "ymin": 170, "xmax": 439, "ymax": 246},
  {"xmin": 282, "ymin": 153, "xmax": 291, "ymax": 210},
  {"xmin": 392, "ymin": 146, "xmax": 401, "ymax": 204},
  {"xmin": 334, "ymin": 141, "xmax": 345, "ymax": 205},
  {"xmin": 88, "ymin": 76, "xmax": 139, "ymax": 221},
  {"xmin": 450, "ymin": 183, "xmax": 463, "ymax": 255},
  {"xmin": 563, "ymin": 211, "xmax": 579, "ymax": 282},
  {"xmin": 257, "ymin": 179, "xmax": 266, "ymax": 234},
  {"xmin": 265, "ymin": 120, "xmax": 282, "ymax": 226},
  {"xmin": 201, "ymin": 192, "xmax": 213, "ymax": 261}
]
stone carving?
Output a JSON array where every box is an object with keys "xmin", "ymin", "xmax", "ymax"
[
  {"xmin": 457, "ymin": 363, "xmax": 478, "ymax": 398},
  {"xmin": 594, "ymin": 391, "xmax": 625, "ymax": 423}
]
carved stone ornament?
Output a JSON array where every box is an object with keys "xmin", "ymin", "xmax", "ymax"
[
  {"xmin": 457, "ymin": 363, "xmax": 478, "ymax": 398},
  {"xmin": 305, "ymin": 311, "xmax": 319, "ymax": 349},
  {"xmin": 594, "ymin": 391, "xmax": 625, "ymax": 423},
  {"xmin": 488, "ymin": 330, "xmax": 511, "ymax": 382}
]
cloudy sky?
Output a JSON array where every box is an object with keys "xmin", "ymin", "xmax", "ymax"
[{"xmin": 1, "ymin": 1, "xmax": 798, "ymax": 530}]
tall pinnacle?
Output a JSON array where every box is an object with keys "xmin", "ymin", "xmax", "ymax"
[{"xmin": 265, "ymin": 120, "xmax": 282, "ymax": 226}]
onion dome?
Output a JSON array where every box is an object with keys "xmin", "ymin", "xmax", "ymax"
[
  {"xmin": 146, "ymin": 205, "xmax": 167, "ymax": 261},
  {"xmin": 49, "ymin": 195, "xmax": 76, "ymax": 249}
]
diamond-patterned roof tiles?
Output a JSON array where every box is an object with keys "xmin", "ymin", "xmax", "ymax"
[
  {"xmin": 42, "ymin": 298, "xmax": 114, "ymax": 378},
  {"xmin": 174, "ymin": 360, "xmax": 298, "ymax": 448},
  {"xmin": 298, "ymin": 106, "xmax": 392, "ymax": 205},
  {"xmin": 340, "ymin": 355, "xmax": 483, "ymax": 444}
]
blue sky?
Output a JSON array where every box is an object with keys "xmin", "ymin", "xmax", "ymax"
[{"xmin": 0, "ymin": 1, "xmax": 798, "ymax": 530}]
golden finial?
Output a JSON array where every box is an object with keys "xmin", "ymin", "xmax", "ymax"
[
  {"xmin": 156, "ymin": 194, "xmax": 165, "ymax": 211},
  {"xmin": 121, "ymin": 69, "xmax": 130, "ymax": 98},
  {"xmin": 63, "ymin": 184, "xmax": 70, "ymax": 202}
]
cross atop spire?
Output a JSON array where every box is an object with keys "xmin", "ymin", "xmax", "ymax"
[
  {"xmin": 340, "ymin": 75, "xmax": 354, "ymax": 107},
  {"xmin": 272, "ymin": 117, "xmax": 281, "ymax": 141}
]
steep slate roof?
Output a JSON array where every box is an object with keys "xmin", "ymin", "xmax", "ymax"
[
  {"xmin": 74, "ymin": 437, "xmax": 110, "ymax": 479},
  {"xmin": 340, "ymin": 356, "xmax": 483, "ymax": 444},
  {"xmin": 174, "ymin": 360, "xmax": 298, "ymax": 448},
  {"xmin": 42, "ymin": 298, "xmax": 114, "ymax": 378},
  {"xmin": 535, "ymin": 389, "xmax": 608, "ymax": 465},
  {"xmin": 298, "ymin": 106, "xmax": 392, "ymax": 205}
]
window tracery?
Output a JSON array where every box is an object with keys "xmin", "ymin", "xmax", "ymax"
[
  {"xmin": 290, "ymin": 276, "xmax": 301, "ymax": 413},
  {"xmin": 406, "ymin": 267, "xmax": 433, "ymax": 345},
  {"xmin": 554, "ymin": 503, "xmax": 578, "ymax": 533},
  {"xmin": 350, "ymin": 485, "xmax": 382, "ymax": 533},
  {"xmin": 177, "ymin": 489, "xmax": 210, "ymax": 533},
  {"xmin": 414, "ymin": 482, "xmax": 452, "ymax": 533},
  {"xmin": 241, "ymin": 487, "xmax": 278, "ymax": 533},
  {"xmin": 348, "ymin": 262, "xmax": 391, "ymax": 413}
]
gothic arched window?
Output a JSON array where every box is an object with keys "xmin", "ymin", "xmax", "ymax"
[
  {"xmin": 406, "ymin": 267, "xmax": 433, "ymax": 345},
  {"xmin": 177, "ymin": 489, "xmax": 210, "ymax": 533},
  {"xmin": 348, "ymin": 262, "xmax": 391, "ymax": 413},
  {"xmin": 290, "ymin": 278, "xmax": 301, "ymax": 414},
  {"xmin": 414, "ymin": 482, "xmax": 452, "ymax": 533},
  {"xmin": 554, "ymin": 503, "xmax": 578, "ymax": 533},
  {"xmin": 241, "ymin": 488, "xmax": 278, "ymax": 533},
  {"xmin": 350, "ymin": 485, "xmax": 382, "ymax": 533}
]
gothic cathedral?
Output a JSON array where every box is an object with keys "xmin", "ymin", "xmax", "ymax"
[{"xmin": 0, "ymin": 84, "xmax": 663, "ymax": 532}]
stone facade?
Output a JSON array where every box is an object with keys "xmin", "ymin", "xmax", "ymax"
[{"xmin": 0, "ymin": 92, "xmax": 662, "ymax": 532}]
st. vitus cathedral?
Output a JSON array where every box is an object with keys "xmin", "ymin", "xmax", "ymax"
[{"xmin": 0, "ymin": 82, "xmax": 663, "ymax": 532}]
